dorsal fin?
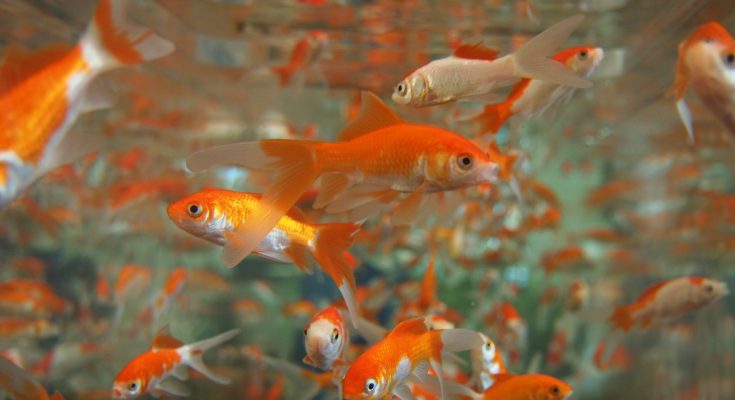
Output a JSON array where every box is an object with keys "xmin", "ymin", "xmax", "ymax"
[
  {"xmin": 151, "ymin": 325, "xmax": 184, "ymax": 350},
  {"xmin": 0, "ymin": 44, "xmax": 74, "ymax": 93},
  {"xmin": 453, "ymin": 43, "xmax": 500, "ymax": 61},
  {"xmin": 388, "ymin": 317, "xmax": 429, "ymax": 338},
  {"xmin": 285, "ymin": 205, "xmax": 308, "ymax": 221},
  {"xmin": 336, "ymin": 91, "xmax": 403, "ymax": 142},
  {"xmin": 637, "ymin": 280, "xmax": 668, "ymax": 305}
]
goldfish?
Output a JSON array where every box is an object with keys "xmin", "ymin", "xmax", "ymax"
[
  {"xmin": 470, "ymin": 333, "xmax": 507, "ymax": 391},
  {"xmin": 0, "ymin": 0, "xmax": 174, "ymax": 208},
  {"xmin": 113, "ymin": 264, "xmax": 152, "ymax": 303},
  {"xmin": 391, "ymin": 16, "xmax": 591, "ymax": 107},
  {"xmin": 671, "ymin": 22, "xmax": 735, "ymax": 143},
  {"xmin": 303, "ymin": 306, "xmax": 348, "ymax": 370},
  {"xmin": 610, "ymin": 276, "xmax": 728, "ymax": 331},
  {"xmin": 467, "ymin": 46, "xmax": 604, "ymax": 134},
  {"xmin": 341, "ymin": 317, "xmax": 482, "ymax": 399},
  {"xmin": 186, "ymin": 91, "xmax": 499, "ymax": 269},
  {"xmin": 0, "ymin": 356, "xmax": 64, "ymax": 400},
  {"xmin": 150, "ymin": 267, "xmax": 187, "ymax": 323},
  {"xmin": 167, "ymin": 188, "xmax": 361, "ymax": 326},
  {"xmin": 468, "ymin": 374, "xmax": 573, "ymax": 400},
  {"xmin": 112, "ymin": 327, "xmax": 239, "ymax": 399},
  {"xmin": 0, "ymin": 317, "xmax": 58, "ymax": 342},
  {"xmin": 0, "ymin": 279, "xmax": 67, "ymax": 317},
  {"xmin": 271, "ymin": 31, "xmax": 329, "ymax": 86}
]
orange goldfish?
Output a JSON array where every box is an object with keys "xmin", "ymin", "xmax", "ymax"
[
  {"xmin": 0, "ymin": 317, "xmax": 58, "ymax": 342},
  {"xmin": 468, "ymin": 46, "xmax": 603, "ymax": 134},
  {"xmin": 391, "ymin": 16, "xmax": 591, "ymax": 107},
  {"xmin": 671, "ymin": 22, "xmax": 735, "ymax": 142},
  {"xmin": 167, "ymin": 188, "xmax": 361, "ymax": 326},
  {"xmin": 303, "ymin": 306, "xmax": 348, "ymax": 370},
  {"xmin": 469, "ymin": 373, "xmax": 573, "ymax": 400},
  {"xmin": 112, "ymin": 327, "xmax": 239, "ymax": 399},
  {"xmin": 113, "ymin": 264, "xmax": 152, "ymax": 303},
  {"xmin": 341, "ymin": 317, "xmax": 482, "ymax": 399},
  {"xmin": 0, "ymin": 279, "xmax": 67, "ymax": 317},
  {"xmin": 271, "ymin": 31, "xmax": 328, "ymax": 86},
  {"xmin": 610, "ymin": 276, "xmax": 728, "ymax": 331},
  {"xmin": 150, "ymin": 267, "xmax": 187, "ymax": 323},
  {"xmin": 186, "ymin": 91, "xmax": 499, "ymax": 269},
  {"xmin": 0, "ymin": 0, "xmax": 173, "ymax": 208},
  {"xmin": 0, "ymin": 356, "xmax": 64, "ymax": 400}
]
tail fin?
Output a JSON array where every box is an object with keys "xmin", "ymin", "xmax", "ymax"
[
  {"xmin": 0, "ymin": 356, "xmax": 52, "ymax": 400},
  {"xmin": 676, "ymin": 99, "xmax": 695, "ymax": 144},
  {"xmin": 609, "ymin": 306, "xmax": 634, "ymax": 331},
  {"xmin": 82, "ymin": 0, "xmax": 174, "ymax": 70},
  {"xmin": 513, "ymin": 15, "xmax": 591, "ymax": 88},
  {"xmin": 441, "ymin": 329, "xmax": 484, "ymax": 353},
  {"xmin": 182, "ymin": 329, "xmax": 239, "ymax": 385},
  {"xmin": 187, "ymin": 140, "xmax": 323, "ymax": 267},
  {"xmin": 271, "ymin": 65, "xmax": 293, "ymax": 86},
  {"xmin": 312, "ymin": 223, "xmax": 361, "ymax": 328},
  {"xmin": 475, "ymin": 103, "xmax": 511, "ymax": 134}
]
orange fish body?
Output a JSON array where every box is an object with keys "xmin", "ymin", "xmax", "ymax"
[
  {"xmin": 151, "ymin": 267, "xmax": 187, "ymax": 323},
  {"xmin": 478, "ymin": 374, "xmax": 573, "ymax": 400},
  {"xmin": 0, "ymin": 0, "xmax": 173, "ymax": 208},
  {"xmin": 112, "ymin": 327, "xmax": 238, "ymax": 399},
  {"xmin": 186, "ymin": 91, "xmax": 498, "ymax": 271},
  {"xmin": 610, "ymin": 277, "xmax": 728, "ymax": 331},
  {"xmin": 303, "ymin": 306, "xmax": 348, "ymax": 371},
  {"xmin": 0, "ymin": 279, "xmax": 67, "ymax": 317},
  {"xmin": 471, "ymin": 46, "xmax": 603, "ymax": 134},
  {"xmin": 113, "ymin": 264, "xmax": 152, "ymax": 303},
  {"xmin": 671, "ymin": 22, "xmax": 735, "ymax": 142},
  {"xmin": 271, "ymin": 31, "xmax": 328, "ymax": 86},
  {"xmin": 341, "ymin": 317, "xmax": 482, "ymax": 399},
  {"xmin": 167, "ymin": 188, "xmax": 361, "ymax": 326}
]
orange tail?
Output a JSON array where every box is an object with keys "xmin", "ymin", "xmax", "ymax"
[
  {"xmin": 610, "ymin": 306, "xmax": 634, "ymax": 331},
  {"xmin": 475, "ymin": 103, "xmax": 512, "ymax": 135},
  {"xmin": 312, "ymin": 222, "xmax": 361, "ymax": 328},
  {"xmin": 82, "ymin": 0, "xmax": 174, "ymax": 69},
  {"xmin": 271, "ymin": 65, "xmax": 293, "ymax": 86}
]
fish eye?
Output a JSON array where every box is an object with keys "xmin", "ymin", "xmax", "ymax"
[
  {"xmin": 579, "ymin": 50, "xmax": 588, "ymax": 59},
  {"xmin": 550, "ymin": 385, "xmax": 560, "ymax": 395},
  {"xmin": 365, "ymin": 378, "xmax": 378, "ymax": 394},
  {"xmin": 396, "ymin": 83, "xmax": 407, "ymax": 96},
  {"xmin": 128, "ymin": 380, "xmax": 141, "ymax": 394},
  {"xmin": 331, "ymin": 328, "xmax": 340, "ymax": 343},
  {"xmin": 304, "ymin": 328, "xmax": 308, "ymax": 336},
  {"xmin": 457, "ymin": 154, "xmax": 474, "ymax": 170},
  {"xmin": 723, "ymin": 52, "xmax": 735, "ymax": 68},
  {"xmin": 484, "ymin": 341, "xmax": 493, "ymax": 350},
  {"xmin": 705, "ymin": 284, "xmax": 714, "ymax": 293},
  {"xmin": 187, "ymin": 203, "xmax": 203, "ymax": 217}
]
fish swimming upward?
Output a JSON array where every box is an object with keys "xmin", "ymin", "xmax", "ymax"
[
  {"xmin": 185, "ymin": 91, "xmax": 498, "ymax": 270},
  {"xmin": 671, "ymin": 21, "xmax": 735, "ymax": 143},
  {"xmin": 391, "ymin": 15, "xmax": 592, "ymax": 107},
  {"xmin": 167, "ymin": 189, "xmax": 361, "ymax": 327},
  {"xmin": 0, "ymin": 0, "xmax": 174, "ymax": 208},
  {"xmin": 302, "ymin": 305, "xmax": 349, "ymax": 371}
]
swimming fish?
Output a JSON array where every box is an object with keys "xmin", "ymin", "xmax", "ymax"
[
  {"xmin": 167, "ymin": 188, "xmax": 360, "ymax": 327},
  {"xmin": 0, "ymin": 0, "xmax": 174, "ymax": 208},
  {"xmin": 303, "ymin": 306, "xmax": 349, "ymax": 370},
  {"xmin": 467, "ymin": 46, "xmax": 604, "ymax": 134},
  {"xmin": 111, "ymin": 326, "xmax": 239, "ymax": 399},
  {"xmin": 671, "ymin": 22, "xmax": 735, "ymax": 143},
  {"xmin": 0, "ymin": 356, "xmax": 64, "ymax": 400},
  {"xmin": 391, "ymin": 15, "xmax": 592, "ymax": 107},
  {"xmin": 340, "ymin": 317, "xmax": 483, "ymax": 400},
  {"xmin": 470, "ymin": 333, "xmax": 507, "ymax": 392},
  {"xmin": 271, "ymin": 31, "xmax": 329, "ymax": 86},
  {"xmin": 469, "ymin": 373, "xmax": 573, "ymax": 400},
  {"xmin": 610, "ymin": 276, "xmax": 729, "ymax": 331},
  {"xmin": 186, "ymin": 91, "xmax": 498, "ymax": 270}
]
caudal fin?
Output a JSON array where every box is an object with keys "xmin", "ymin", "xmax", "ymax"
[
  {"xmin": 82, "ymin": 0, "xmax": 174, "ymax": 70},
  {"xmin": 271, "ymin": 65, "xmax": 293, "ymax": 86},
  {"xmin": 0, "ymin": 356, "xmax": 52, "ymax": 400},
  {"xmin": 676, "ymin": 99, "xmax": 695, "ymax": 144},
  {"xmin": 183, "ymin": 329, "xmax": 239, "ymax": 385},
  {"xmin": 312, "ymin": 223, "xmax": 361, "ymax": 328},
  {"xmin": 187, "ymin": 140, "xmax": 323, "ymax": 267},
  {"xmin": 609, "ymin": 306, "xmax": 634, "ymax": 331},
  {"xmin": 441, "ymin": 329, "xmax": 484, "ymax": 353},
  {"xmin": 513, "ymin": 15, "xmax": 592, "ymax": 88},
  {"xmin": 474, "ymin": 103, "xmax": 511, "ymax": 134}
]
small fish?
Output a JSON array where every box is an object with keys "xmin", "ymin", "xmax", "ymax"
[
  {"xmin": 0, "ymin": 280, "xmax": 67, "ymax": 317},
  {"xmin": 303, "ymin": 306, "xmax": 349, "ymax": 370},
  {"xmin": 0, "ymin": 317, "xmax": 59, "ymax": 342},
  {"xmin": 391, "ymin": 16, "xmax": 592, "ymax": 107},
  {"xmin": 471, "ymin": 373, "xmax": 573, "ymax": 400},
  {"xmin": 0, "ymin": 356, "xmax": 64, "ymax": 400},
  {"xmin": 271, "ymin": 31, "xmax": 329, "ymax": 86},
  {"xmin": 0, "ymin": 0, "xmax": 174, "ymax": 208},
  {"xmin": 341, "ymin": 317, "xmax": 482, "ymax": 400},
  {"xmin": 470, "ymin": 333, "xmax": 508, "ymax": 391},
  {"xmin": 112, "ymin": 327, "xmax": 239, "ymax": 399},
  {"xmin": 150, "ymin": 267, "xmax": 187, "ymax": 323},
  {"xmin": 167, "ymin": 188, "xmax": 361, "ymax": 326},
  {"xmin": 186, "ymin": 91, "xmax": 499, "ymax": 270},
  {"xmin": 671, "ymin": 22, "xmax": 735, "ymax": 143},
  {"xmin": 467, "ymin": 46, "xmax": 604, "ymax": 134},
  {"xmin": 610, "ymin": 276, "xmax": 728, "ymax": 331}
]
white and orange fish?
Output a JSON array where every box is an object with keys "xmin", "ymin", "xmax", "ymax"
[
  {"xmin": 186, "ymin": 91, "xmax": 499, "ymax": 270},
  {"xmin": 340, "ymin": 317, "xmax": 482, "ymax": 399},
  {"xmin": 671, "ymin": 22, "xmax": 735, "ymax": 143},
  {"xmin": 111, "ymin": 327, "xmax": 239, "ymax": 399},
  {"xmin": 610, "ymin": 276, "xmax": 728, "ymax": 331},
  {"xmin": 303, "ymin": 306, "xmax": 349, "ymax": 371},
  {"xmin": 167, "ymin": 189, "xmax": 361, "ymax": 326},
  {"xmin": 391, "ymin": 16, "xmax": 591, "ymax": 107},
  {"xmin": 467, "ymin": 46, "xmax": 604, "ymax": 134},
  {"xmin": 0, "ymin": 0, "xmax": 174, "ymax": 208},
  {"xmin": 470, "ymin": 333, "xmax": 507, "ymax": 391}
]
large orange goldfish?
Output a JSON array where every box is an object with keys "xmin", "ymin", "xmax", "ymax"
[
  {"xmin": 167, "ymin": 188, "xmax": 360, "ymax": 326},
  {"xmin": 467, "ymin": 374, "xmax": 573, "ymax": 400},
  {"xmin": 186, "ymin": 91, "xmax": 499, "ymax": 269},
  {"xmin": 340, "ymin": 317, "xmax": 482, "ymax": 399},
  {"xmin": 112, "ymin": 327, "xmax": 239, "ymax": 399},
  {"xmin": 0, "ymin": 0, "xmax": 174, "ymax": 208},
  {"xmin": 671, "ymin": 22, "xmax": 735, "ymax": 143},
  {"xmin": 391, "ymin": 16, "xmax": 591, "ymax": 107}
]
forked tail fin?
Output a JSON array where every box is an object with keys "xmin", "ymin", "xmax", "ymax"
[{"xmin": 182, "ymin": 329, "xmax": 240, "ymax": 385}]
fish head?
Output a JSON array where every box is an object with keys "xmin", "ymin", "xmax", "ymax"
[
  {"xmin": 684, "ymin": 23, "xmax": 735, "ymax": 85},
  {"xmin": 691, "ymin": 277, "xmax": 729, "ymax": 305},
  {"xmin": 111, "ymin": 377, "xmax": 145, "ymax": 399},
  {"xmin": 533, "ymin": 375, "xmax": 573, "ymax": 400},
  {"xmin": 167, "ymin": 191, "xmax": 232, "ymax": 245},
  {"xmin": 392, "ymin": 73, "xmax": 426, "ymax": 106},
  {"xmin": 303, "ymin": 315, "xmax": 346, "ymax": 370},
  {"xmin": 426, "ymin": 137, "xmax": 499, "ymax": 189},
  {"xmin": 341, "ymin": 358, "xmax": 388, "ymax": 399},
  {"xmin": 562, "ymin": 46, "xmax": 604, "ymax": 77}
]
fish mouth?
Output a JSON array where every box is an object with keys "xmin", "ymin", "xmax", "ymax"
[{"xmin": 482, "ymin": 163, "xmax": 500, "ymax": 183}]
